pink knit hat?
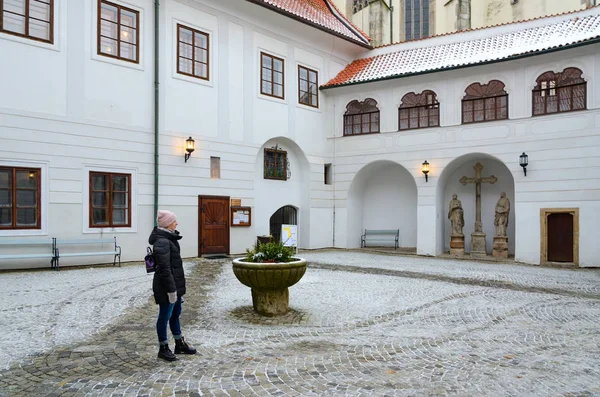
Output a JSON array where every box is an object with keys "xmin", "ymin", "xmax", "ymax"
[{"xmin": 157, "ymin": 210, "xmax": 177, "ymax": 228}]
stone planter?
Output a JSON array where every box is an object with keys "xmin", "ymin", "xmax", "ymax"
[{"xmin": 232, "ymin": 257, "xmax": 307, "ymax": 316}]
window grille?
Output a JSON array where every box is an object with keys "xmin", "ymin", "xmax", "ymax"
[
  {"xmin": 399, "ymin": 90, "xmax": 440, "ymax": 131},
  {"xmin": 343, "ymin": 98, "xmax": 380, "ymax": 136},
  {"xmin": 264, "ymin": 147, "xmax": 287, "ymax": 181},
  {"xmin": 462, "ymin": 80, "xmax": 508, "ymax": 124},
  {"xmin": 533, "ymin": 68, "xmax": 586, "ymax": 116}
]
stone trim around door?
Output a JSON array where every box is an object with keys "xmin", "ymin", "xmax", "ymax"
[{"xmin": 540, "ymin": 208, "xmax": 579, "ymax": 266}]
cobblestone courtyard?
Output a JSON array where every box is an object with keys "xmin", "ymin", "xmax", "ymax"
[{"xmin": 0, "ymin": 250, "xmax": 599, "ymax": 396}]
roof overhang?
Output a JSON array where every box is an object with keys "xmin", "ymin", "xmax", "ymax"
[
  {"xmin": 321, "ymin": 38, "xmax": 600, "ymax": 90},
  {"xmin": 245, "ymin": 0, "xmax": 372, "ymax": 49}
]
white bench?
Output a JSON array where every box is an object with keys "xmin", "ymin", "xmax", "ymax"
[
  {"xmin": 361, "ymin": 229, "xmax": 399, "ymax": 249},
  {"xmin": 0, "ymin": 238, "xmax": 58, "ymax": 269},
  {"xmin": 55, "ymin": 237, "xmax": 121, "ymax": 270}
]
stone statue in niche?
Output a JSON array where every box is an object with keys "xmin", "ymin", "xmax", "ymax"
[
  {"xmin": 448, "ymin": 194, "xmax": 465, "ymax": 236},
  {"xmin": 494, "ymin": 192, "xmax": 510, "ymax": 237}
]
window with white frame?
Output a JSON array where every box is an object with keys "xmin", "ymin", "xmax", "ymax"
[
  {"xmin": 1, "ymin": 0, "xmax": 53, "ymax": 43},
  {"xmin": 98, "ymin": 0, "xmax": 139, "ymax": 63},
  {"xmin": 0, "ymin": 166, "xmax": 41, "ymax": 230},
  {"xmin": 89, "ymin": 171, "xmax": 131, "ymax": 228}
]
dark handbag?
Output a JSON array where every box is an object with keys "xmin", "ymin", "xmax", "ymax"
[{"xmin": 145, "ymin": 247, "xmax": 156, "ymax": 273}]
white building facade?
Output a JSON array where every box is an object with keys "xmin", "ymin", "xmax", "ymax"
[{"xmin": 0, "ymin": 0, "xmax": 598, "ymax": 269}]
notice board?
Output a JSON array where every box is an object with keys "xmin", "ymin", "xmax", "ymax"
[{"xmin": 231, "ymin": 207, "xmax": 251, "ymax": 227}]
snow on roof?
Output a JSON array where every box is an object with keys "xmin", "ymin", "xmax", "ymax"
[
  {"xmin": 323, "ymin": 10, "xmax": 600, "ymax": 89},
  {"xmin": 246, "ymin": 0, "xmax": 371, "ymax": 47}
]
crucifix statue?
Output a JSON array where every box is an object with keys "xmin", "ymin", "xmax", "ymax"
[{"xmin": 459, "ymin": 162, "xmax": 497, "ymax": 258}]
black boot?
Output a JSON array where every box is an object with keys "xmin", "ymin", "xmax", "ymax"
[
  {"xmin": 157, "ymin": 344, "xmax": 178, "ymax": 361},
  {"xmin": 174, "ymin": 336, "xmax": 197, "ymax": 355}
]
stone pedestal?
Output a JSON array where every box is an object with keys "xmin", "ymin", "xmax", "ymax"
[
  {"xmin": 232, "ymin": 258, "xmax": 307, "ymax": 317},
  {"xmin": 251, "ymin": 288, "xmax": 289, "ymax": 317},
  {"xmin": 470, "ymin": 232, "xmax": 488, "ymax": 259},
  {"xmin": 449, "ymin": 235, "xmax": 465, "ymax": 256},
  {"xmin": 493, "ymin": 236, "xmax": 508, "ymax": 259}
]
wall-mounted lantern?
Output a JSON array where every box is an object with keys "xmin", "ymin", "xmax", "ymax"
[
  {"xmin": 421, "ymin": 160, "xmax": 430, "ymax": 182},
  {"xmin": 184, "ymin": 137, "xmax": 195, "ymax": 163},
  {"xmin": 519, "ymin": 152, "xmax": 528, "ymax": 176}
]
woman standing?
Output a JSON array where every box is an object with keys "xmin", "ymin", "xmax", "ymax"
[{"xmin": 150, "ymin": 210, "xmax": 197, "ymax": 361}]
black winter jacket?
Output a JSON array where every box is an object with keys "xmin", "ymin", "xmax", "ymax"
[{"xmin": 149, "ymin": 227, "xmax": 186, "ymax": 304}]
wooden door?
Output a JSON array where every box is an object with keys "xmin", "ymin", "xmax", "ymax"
[
  {"xmin": 198, "ymin": 196, "xmax": 229, "ymax": 256},
  {"xmin": 547, "ymin": 213, "xmax": 573, "ymax": 262}
]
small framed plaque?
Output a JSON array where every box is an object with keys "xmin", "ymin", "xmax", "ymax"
[
  {"xmin": 231, "ymin": 198, "xmax": 242, "ymax": 207},
  {"xmin": 231, "ymin": 206, "xmax": 251, "ymax": 227}
]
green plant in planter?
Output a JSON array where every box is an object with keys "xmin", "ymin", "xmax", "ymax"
[{"xmin": 244, "ymin": 240, "xmax": 295, "ymax": 263}]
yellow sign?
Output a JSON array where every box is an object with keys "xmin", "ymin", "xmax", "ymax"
[
  {"xmin": 231, "ymin": 198, "xmax": 241, "ymax": 207},
  {"xmin": 281, "ymin": 224, "xmax": 297, "ymax": 247}
]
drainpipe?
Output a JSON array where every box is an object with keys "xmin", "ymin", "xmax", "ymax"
[
  {"xmin": 390, "ymin": 4, "xmax": 393, "ymax": 44},
  {"xmin": 332, "ymin": 103, "xmax": 336, "ymax": 248},
  {"xmin": 153, "ymin": 0, "xmax": 160, "ymax": 226}
]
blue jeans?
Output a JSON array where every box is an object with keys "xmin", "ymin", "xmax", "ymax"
[{"xmin": 156, "ymin": 297, "xmax": 182, "ymax": 344}]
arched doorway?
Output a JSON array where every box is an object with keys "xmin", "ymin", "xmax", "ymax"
[
  {"xmin": 436, "ymin": 153, "xmax": 515, "ymax": 256},
  {"xmin": 345, "ymin": 160, "xmax": 418, "ymax": 249},
  {"xmin": 253, "ymin": 137, "xmax": 311, "ymax": 250},
  {"xmin": 270, "ymin": 205, "xmax": 297, "ymax": 244}
]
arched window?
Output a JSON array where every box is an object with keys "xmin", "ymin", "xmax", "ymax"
[
  {"xmin": 462, "ymin": 80, "xmax": 508, "ymax": 124},
  {"xmin": 399, "ymin": 90, "xmax": 439, "ymax": 131},
  {"xmin": 343, "ymin": 98, "xmax": 380, "ymax": 136},
  {"xmin": 533, "ymin": 67, "xmax": 586, "ymax": 116}
]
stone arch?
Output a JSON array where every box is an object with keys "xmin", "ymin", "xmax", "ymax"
[
  {"xmin": 435, "ymin": 153, "xmax": 515, "ymax": 256},
  {"xmin": 254, "ymin": 137, "xmax": 310, "ymax": 248},
  {"xmin": 346, "ymin": 160, "xmax": 418, "ymax": 249}
]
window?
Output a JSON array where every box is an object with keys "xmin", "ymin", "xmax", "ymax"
[
  {"xmin": 1, "ymin": 0, "xmax": 53, "ymax": 43},
  {"xmin": 404, "ymin": 0, "xmax": 430, "ymax": 40},
  {"xmin": 89, "ymin": 172, "xmax": 131, "ymax": 228},
  {"xmin": 533, "ymin": 67, "xmax": 586, "ymax": 116},
  {"xmin": 210, "ymin": 156, "xmax": 220, "ymax": 179},
  {"xmin": 399, "ymin": 90, "xmax": 439, "ymax": 130},
  {"xmin": 98, "ymin": 0, "xmax": 139, "ymax": 63},
  {"xmin": 264, "ymin": 147, "xmax": 287, "ymax": 181},
  {"xmin": 298, "ymin": 65, "xmax": 318, "ymax": 108},
  {"xmin": 177, "ymin": 24, "xmax": 209, "ymax": 80},
  {"xmin": 343, "ymin": 98, "xmax": 380, "ymax": 136},
  {"xmin": 462, "ymin": 80, "xmax": 508, "ymax": 124},
  {"xmin": 324, "ymin": 163, "xmax": 332, "ymax": 185},
  {"xmin": 352, "ymin": 0, "xmax": 368, "ymax": 13},
  {"xmin": 0, "ymin": 167, "xmax": 41, "ymax": 229},
  {"xmin": 261, "ymin": 52, "xmax": 284, "ymax": 99}
]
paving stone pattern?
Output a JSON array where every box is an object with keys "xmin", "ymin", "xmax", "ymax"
[{"xmin": 0, "ymin": 250, "xmax": 599, "ymax": 396}]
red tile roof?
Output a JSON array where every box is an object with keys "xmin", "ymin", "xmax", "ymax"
[
  {"xmin": 246, "ymin": 0, "xmax": 371, "ymax": 47},
  {"xmin": 324, "ymin": 57, "xmax": 373, "ymax": 87},
  {"xmin": 323, "ymin": 10, "xmax": 600, "ymax": 88}
]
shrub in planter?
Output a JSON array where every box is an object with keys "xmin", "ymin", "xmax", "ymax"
[
  {"xmin": 243, "ymin": 240, "xmax": 295, "ymax": 263},
  {"xmin": 233, "ymin": 239, "xmax": 306, "ymax": 316}
]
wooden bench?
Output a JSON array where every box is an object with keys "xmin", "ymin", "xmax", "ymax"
[
  {"xmin": 361, "ymin": 229, "xmax": 399, "ymax": 249},
  {"xmin": 0, "ymin": 238, "xmax": 58, "ymax": 269},
  {"xmin": 55, "ymin": 237, "xmax": 121, "ymax": 270}
]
